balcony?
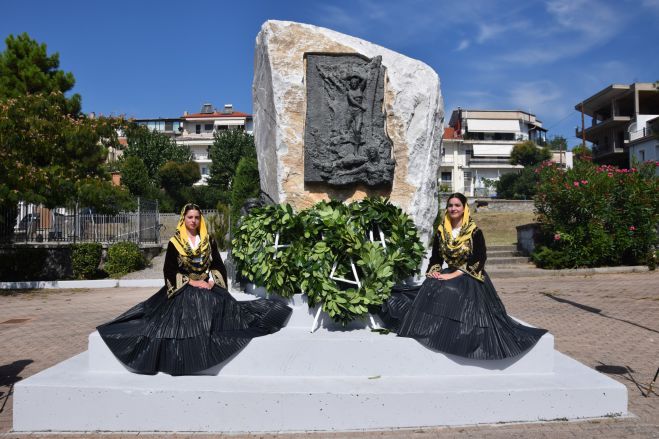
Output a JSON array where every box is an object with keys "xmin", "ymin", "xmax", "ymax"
[
  {"xmin": 576, "ymin": 115, "xmax": 630, "ymax": 140},
  {"xmin": 625, "ymin": 126, "xmax": 655, "ymax": 143}
]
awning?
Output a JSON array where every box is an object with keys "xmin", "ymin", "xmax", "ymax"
[
  {"xmin": 472, "ymin": 144, "xmax": 514, "ymax": 156},
  {"xmin": 466, "ymin": 119, "xmax": 520, "ymax": 132}
]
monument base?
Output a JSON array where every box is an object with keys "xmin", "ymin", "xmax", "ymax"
[{"xmin": 13, "ymin": 291, "xmax": 627, "ymax": 432}]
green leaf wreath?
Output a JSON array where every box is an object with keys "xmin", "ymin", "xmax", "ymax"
[{"xmin": 232, "ymin": 197, "xmax": 424, "ymax": 324}]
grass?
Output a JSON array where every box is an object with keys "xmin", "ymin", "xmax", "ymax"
[{"xmin": 471, "ymin": 211, "xmax": 536, "ymax": 246}]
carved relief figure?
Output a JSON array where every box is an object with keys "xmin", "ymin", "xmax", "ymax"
[{"xmin": 305, "ymin": 54, "xmax": 394, "ymax": 187}]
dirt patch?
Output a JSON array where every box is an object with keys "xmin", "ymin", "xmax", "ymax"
[{"xmin": 472, "ymin": 211, "xmax": 536, "ymax": 245}]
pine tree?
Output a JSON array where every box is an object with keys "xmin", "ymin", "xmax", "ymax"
[{"xmin": 0, "ymin": 33, "xmax": 81, "ymax": 115}]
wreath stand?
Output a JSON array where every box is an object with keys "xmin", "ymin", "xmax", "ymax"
[{"xmin": 309, "ymin": 225, "xmax": 386, "ymax": 333}]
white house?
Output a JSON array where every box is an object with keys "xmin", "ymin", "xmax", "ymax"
[
  {"xmin": 133, "ymin": 104, "xmax": 253, "ymax": 185},
  {"xmin": 440, "ymin": 109, "xmax": 547, "ymax": 197},
  {"xmin": 627, "ymin": 116, "xmax": 658, "ymax": 171},
  {"xmin": 177, "ymin": 103, "xmax": 253, "ymax": 185}
]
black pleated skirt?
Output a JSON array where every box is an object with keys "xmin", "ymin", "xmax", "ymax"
[
  {"xmin": 380, "ymin": 270, "xmax": 547, "ymax": 360},
  {"xmin": 97, "ymin": 285, "xmax": 292, "ymax": 375}
]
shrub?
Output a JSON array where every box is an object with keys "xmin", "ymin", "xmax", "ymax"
[
  {"xmin": 71, "ymin": 243, "xmax": 103, "ymax": 279},
  {"xmin": 207, "ymin": 202, "xmax": 231, "ymax": 250},
  {"xmin": 495, "ymin": 168, "xmax": 538, "ymax": 200},
  {"xmin": 533, "ymin": 160, "xmax": 658, "ymax": 268},
  {"xmin": 230, "ymin": 156, "xmax": 260, "ymax": 229},
  {"xmin": 0, "ymin": 247, "xmax": 51, "ymax": 281},
  {"xmin": 104, "ymin": 241, "xmax": 145, "ymax": 277}
]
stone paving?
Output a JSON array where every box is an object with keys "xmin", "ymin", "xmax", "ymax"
[{"xmin": 0, "ymin": 271, "xmax": 657, "ymax": 438}]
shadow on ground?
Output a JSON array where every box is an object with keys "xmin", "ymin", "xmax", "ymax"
[{"xmin": 0, "ymin": 359, "xmax": 33, "ymax": 414}]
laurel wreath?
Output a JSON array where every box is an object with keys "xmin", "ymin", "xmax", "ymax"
[{"xmin": 231, "ymin": 197, "xmax": 424, "ymax": 324}]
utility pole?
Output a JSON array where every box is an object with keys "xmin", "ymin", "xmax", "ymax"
[{"xmin": 580, "ymin": 101, "xmax": 586, "ymax": 148}]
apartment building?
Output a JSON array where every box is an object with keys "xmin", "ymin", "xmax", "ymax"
[
  {"xmin": 575, "ymin": 82, "xmax": 659, "ymax": 168},
  {"xmin": 133, "ymin": 104, "xmax": 253, "ymax": 185},
  {"xmin": 440, "ymin": 109, "xmax": 547, "ymax": 197}
]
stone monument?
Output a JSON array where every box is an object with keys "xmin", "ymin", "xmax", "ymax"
[{"xmin": 253, "ymin": 20, "xmax": 443, "ymax": 246}]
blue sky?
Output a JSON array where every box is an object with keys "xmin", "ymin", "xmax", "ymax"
[{"xmin": 2, "ymin": 0, "xmax": 657, "ymax": 147}]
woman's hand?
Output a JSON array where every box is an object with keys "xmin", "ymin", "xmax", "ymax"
[
  {"xmin": 428, "ymin": 271, "xmax": 464, "ymax": 281},
  {"xmin": 189, "ymin": 279, "xmax": 213, "ymax": 289}
]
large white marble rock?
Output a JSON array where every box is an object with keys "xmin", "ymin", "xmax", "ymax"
[{"xmin": 253, "ymin": 20, "xmax": 444, "ymax": 247}]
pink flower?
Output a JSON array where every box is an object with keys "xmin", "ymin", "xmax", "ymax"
[
  {"xmin": 607, "ymin": 172, "xmax": 613, "ymax": 177},
  {"xmin": 629, "ymin": 226, "xmax": 636, "ymax": 231},
  {"xmin": 573, "ymin": 181, "xmax": 580, "ymax": 187},
  {"xmin": 554, "ymin": 233, "xmax": 561, "ymax": 241},
  {"xmin": 581, "ymin": 180, "xmax": 588, "ymax": 184}
]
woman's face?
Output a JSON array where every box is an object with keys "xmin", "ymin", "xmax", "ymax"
[
  {"xmin": 447, "ymin": 197, "xmax": 465, "ymax": 223},
  {"xmin": 184, "ymin": 209, "xmax": 201, "ymax": 234}
]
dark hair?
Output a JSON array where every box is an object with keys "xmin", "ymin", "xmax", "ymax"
[
  {"xmin": 445, "ymin": 192, "xmax": 468, "ymax": 209},
  {"xmin": 182, "ymin": 203, "xmax": 201, "ymax": 216}
]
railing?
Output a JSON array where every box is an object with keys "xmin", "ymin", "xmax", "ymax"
[
  {"xmin": 626, "ymin": 126, "xmax": 654, "ymax": 142},
  {"xmin": 0, "ymin": 199, "xmax": 160, "ymax": 245}
]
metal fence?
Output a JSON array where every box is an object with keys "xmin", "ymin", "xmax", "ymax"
[{"xmin": 0, "ymin": 199, "xmax": 161, "ymax": 245}]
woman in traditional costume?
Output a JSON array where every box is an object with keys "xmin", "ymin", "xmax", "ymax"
[
  {"xmin": 97, "ymin": 204, "xmax": 291, "ymax": 375},
  {"xmin": 381, "ymin": 193, "xmax": 546, "ymax": 359}
]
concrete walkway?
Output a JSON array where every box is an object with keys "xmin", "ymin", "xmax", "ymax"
[{"xmin": 0, "ymin": 271, "xmax": 657, "ymax": 438}]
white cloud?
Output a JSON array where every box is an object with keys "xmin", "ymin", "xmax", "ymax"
[
  {"xmin": 507, "ymin": 80, "xmax": 564, "ymax": 120},
  {"xmin": 499, "ymin": 0, "xmax": 626, "ymax": 65},
  {"xmin": 476, "ymin": 20, "xmax": 530, "ymax": 44},
  {"xmin": 641, "ymin": 0, "xmax": 659, "ymax": 12},
  {"xmin": 456, "ymin": 40, "xmax": 470, "ymax": 51},
  {"xmin": 314, "ymin": 4, "xmax": 364, "ymax": 31}
]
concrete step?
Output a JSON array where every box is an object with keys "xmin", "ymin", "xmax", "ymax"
[
  {"xmin": 488, "ymin": 256, "xmax": 531, "ymax": 265},
  {"xmin": 488, "ymin": 250, "xmax": 523, "ymax": 258},
  {"xmin": 488, "ymin": 245, "xmax": 517, "ymax": 252},
  {"xmin": 14, "ymin": 350, "xmax": 627, "ymax": 432},
  {"xmin": 89, "ymin": 329, "xmax": 555, "ymax": 377}
]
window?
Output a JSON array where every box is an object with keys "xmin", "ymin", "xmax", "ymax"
[
  {"xmin": 441, "ymin": 172, "xmax": 452, "ymax": 182},
  {"xmin": 201, "ymin": 167, "xmax": 208, "ymax": 175},
  {"xmin": 217, "ymin": 125, "xmax": 228, "ymax": 131},
  {"xmin": 204, "ymin": 124, "xmax": 213, "ymax": 131},
  {"xmin": 638, "ymin": 150, "xmax": 645, "ymax": 161},
  {"xmin": 465, "ymin": 149, "xmax": 473, "ymax": 156},
  {"xmin": 463, "ymin": 172, "xmax": 472, "ymax": 193},
  {"xmin": 195, "ymin": 124, "xmax": 201, "ymax": 134},
  {"xmin": 165, "ymin": 121, "xmax": 173, "ymax": 131}
]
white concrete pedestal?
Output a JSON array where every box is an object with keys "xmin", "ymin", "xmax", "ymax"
[{"xmin": 13, "ymin": 290, "xmax": 627, "ymax": 432}]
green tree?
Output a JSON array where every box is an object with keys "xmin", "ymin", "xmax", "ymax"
[
  {"xmin": 510, "ymin": 140, "xmax": 552, "ymax": 167},
  {"xmin": 230, "ymin": 156, "xmax": 260, "ymax": 228},
  {"xmin": 0, "ymin": 93, "xmax": 130, "ymax": 210},
  {"xmin": 119, "ymin": 156, "xmax": 157, "ymax": 198},
  {"xmin": 0, "ymin": 33, "xmax": 81, "ymax": 115},
  {"xmin": 158, "ymin": 161, "xmax": 201, "ymax": 211},
  {"xmin": 208, "ymin": 130, "xmax": 256, "ymax": 193},
  {"xmin": 571, "ymin": 144, "xmax": 592, "ymax": 161},
  {"xmin": 121, "ymin": 123, "xmax": 191, "ymax": 183},
  {"xmin": 495, "ymin": 168, "xmax": 537, "ymax": 200},
  {"xmin": 547, "ymin": 135, "xmax": 568, "ymax": 152}
]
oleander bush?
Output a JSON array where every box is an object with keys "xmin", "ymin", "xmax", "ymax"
[
  {"xmin": 71, "ymin": 243, "xmax": 103, "ymax": 279},
  {"xmin": 104, "ymin": 241, "xmax": 145, "ymax": 277},
  {"xmin": 533, "ymin": 160, "xmax": 658, "ymax": 269}
]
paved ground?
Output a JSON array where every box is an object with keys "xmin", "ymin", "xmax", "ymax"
[{"xmin": 0, "ymin": 271, "xmax": 657, "ymax": 438}]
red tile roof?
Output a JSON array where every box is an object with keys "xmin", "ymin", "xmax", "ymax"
[
  {"xmin": 443, "ymin": 127, "xmax": 459, "ymax": 139},
  {"xmin": 183, "ymin": 111, "xmax": 252, "ymax": 119}
]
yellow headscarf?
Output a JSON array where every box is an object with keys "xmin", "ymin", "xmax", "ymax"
[
  {"xmin": 170, "ymin": 204, "xmax": 210, "ymax": 258},
  {"xmin": 438, "ymin": 202, "xmax": 477, "ymax": 254}
]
